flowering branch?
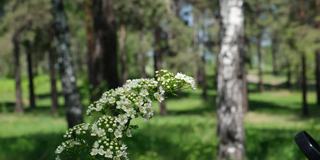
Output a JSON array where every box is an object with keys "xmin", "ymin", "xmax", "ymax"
[{"xmin": 55, "ymin": 70, "xmax": 195, "ymax": 160}]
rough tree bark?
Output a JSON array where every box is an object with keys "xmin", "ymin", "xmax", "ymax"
[
  {"xmin": 119, "ymin": 24, "xmax": 128, "ymax": 84},
  {"xmin": 49, "ymin": 48, "xmax": 58, "ymax": 114},
  {"xmin": 154, "ymin": 26, "xmax": 167, "ymax": 115},
  {"xmin": 51, "ymin": 0, "xmax": 83, "ymax": 128},
  {"xmin": 92, "ymin": 0, "xmax": 120, "ymax": 92},
  {"xmin": 301, "ymin": 54, "xmax": 308, "ymax": 116},
  {"xmin": 24, "ymin": 40, "xmax": 36, "ymax": 110},
  {"xmin": 12, "ymin": 29, "xmax": 24, "ymax": 113},
  {"xmin": 217, "ymin": 0, "xmax": 246, "ymax": 159}
]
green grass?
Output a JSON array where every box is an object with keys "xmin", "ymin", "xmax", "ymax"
[{"xmin": 0, "ymin": 75, "xmax": 319, "ymax": 160}]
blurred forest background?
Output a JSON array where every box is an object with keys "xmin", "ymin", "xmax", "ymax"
[{"xmin": 0, "ymin": 0, "xmax": 320, "ymax": 159}]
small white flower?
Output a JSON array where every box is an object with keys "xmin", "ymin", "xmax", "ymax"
[
  {"xmin": 154, "ymin": 92, "xmax": 164, "ymax": 102},
  {"xmin": 90, "ymin": 148, "xmax": 99, "ymax": 156},
  {"xmin": 105, "ymin": 149, "xmax": 113, "ymax": 158},
  {"xmin": 120, "ymin": 144, "xmax": 127, "ymax": 150},
  {"xmin": 140, "ymin": 89, "xmax": 149, "ymax": 96},
  {"xmin": 126, "ymin": 129, "xmax": 132, "ymax": 137},
  {"xmin": 114, "ymin": 129, "xmax": 122, "ymax": 138},
  {"xmin": 115, "ymin": 114, "xmax": 128, "ymax": 125},
  {"xmin": 55, "ymin": 146, "xmax": 64, "ymax": 154}
]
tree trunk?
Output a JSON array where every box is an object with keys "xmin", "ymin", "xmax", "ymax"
[
  {"xmin": 315, "ymin": 50, "xmax": 320, "ymax": 106},
  {"xmin": 49, "ymin": 49, "xmax": 58, "ymax": 114},
  {"xmin": 257, "ymin": 33, "xmax": 263, "ymax": 92},
  {"xmin": 286, "ymin": 60, "xmax": 292, "ymax": 89},
  {"xmin": 12, "ymin": 32, "xmax": 24, "ymax": 113},
  {"xmin": 242, "ymin": 74, "xmax": 248, "ymax": 113},
  {"xmin": 24, "ymin": 40, "xmax": 36, "ymax": 110},
  {"xmin": 242, "ymin": 32, "xmax": 248, "ymax": 113},
  {"xmin": 196, "ymin": 45, "xmax": 208, "ymax": 99},
  {"xmin": 241, "ymin": 42, "xmax": 248, "ymax": 113},
  {"xmin": 217, "ymin": 0, "xmax": 245, "ymax": 159},
  {"xmin": 154, "ymin": 26, "xmax": 167, "ymax": 115},
  {"xmin": 119, "ymin": 24, "xmax": 128, "ymax": 84},
  {"xmin": 271, "ymin": 34, "xmax": 278, "ymax": 75},
  {"xmin": 51, "ymin": 0, "xmax": 83, "ymax": 128},
  {"xmin": 301, "ymin": 54, "xmax": 308, "ymax": 116},
  {"xmin": 137, "ymin": 32, "xmax": 147, "ymax": 78},
  {"xmin": 92, "ymin": 0, "xmax": 119, "ymax": 92},
  {"xmin": 201, "ymin": 54, "xmax": 208, "ymax": 99},
  {"xmin": 84, "ymin": 0, "xmax": 95, "ymax": 101}
]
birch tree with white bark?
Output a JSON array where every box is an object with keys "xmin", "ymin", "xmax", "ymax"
[
  {"xmin": 217, "ymin": 0, "xmax": 246, "ymax": 159},
  {"xmin": 51, "ymin": 0, "xmax": 84, "ymax": 128}
]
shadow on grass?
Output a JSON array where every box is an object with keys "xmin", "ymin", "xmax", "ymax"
[
  {"xmin": 0, "ymin": 120, "xmax": 312, "ymax": 160},
  {"xmin": 128, "ymin": 124, "xmax": 215, "ymax": 160},
  {"xmin": 248, "ymin": 81, "xmax": 317, "ymax": 93},
  {"xmin": 248, "ymin": 100, "xmax": 300, "ymax": 115},
  {"xmin": 167, "ymin": 93, "xmax": 305, "ymax": 117},
  {"xmin": 249, "ymin": 99, "xmax": 320, "ymax": 120},
  {"xmin": 0, "ymin": 102, "xmax": 15, "ymax": 112},
  {"xmin": 130, "ymin": 123, "xmax": 308, "ymax": 160},
  {"xmin": 0, "ymin": 102, "xmax": 66, "ymax": 116},
  {"xmin": 247, "ymin": 82, "xmax": 289, "ymax": 93},
  {"xmin": 168, "ymin": 96, "xmax": 216, "ymax": 115},
  {"xmin": 0, "ymin": 133, "xmax": 63, "ymax": 160},
  {"xmin": 246, "ymin": 128, "xmax": 306, "ymax": 160}
]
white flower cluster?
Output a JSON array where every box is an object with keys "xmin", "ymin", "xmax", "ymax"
[
  {"xmin": 90, "ymin": 137, "xmax": 127, "ymax": 159},
  {"xmin": 55, "ymin": 70, "xmax": 195, "ymax": 159},
  {"xmin": 156, "ymin": 70, "xmax": 196, "ymax": 92},
  {"xmin": 175, "ymin": 73, "xmax": 196, "ymax": 89}
]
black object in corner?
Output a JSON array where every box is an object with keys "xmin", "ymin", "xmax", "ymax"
[{"xmin": 295, "ymin": 131, "xmax": 320, "ymax": 160}]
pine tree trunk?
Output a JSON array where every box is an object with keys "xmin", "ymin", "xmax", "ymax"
[
  {"xmin": 242, "ymin": 75, "xmax": 248, "ymax": 113},
  {"xmin": 271, "ymin": 34, "xmax": 278, "ymax": 75},
  {"xmin": 301, "ymin": 54, "xmax": 308, "ymax": 116},
  {"xmin": 51, "ymin": 0, "xmax": 83, "ymax": 128},
  {"xmin": 241, "ymin": 43, "xmax": 248, "ymax": 113},
  {"xmin": 49, "ymin": 49, "xmax": 58, "ymax": 114},
  {"xmin": 196, "ymin": 46, "xmax": 207, "ymax": 99},
  {"xmin": 257, "ymin": 33, "xmax": 263, "ymax": 92},
  {"xmin": 286, "ymin": 60, "xmax": 292, "ymax": 89},
  {"xmin": 12, "ymin": 31, "xmax": 24, "ymax": 113},
  {"xmin": 242, "ymin": 33, "xmax": 249, "ymax": 113},
  {"xmin": 315, "ymin": 50, "xmax": 320, "ymax": 106},
  {"xmin": 217, "ymin": 0, "xmax": 245, "ymax": 159},
  {"xmin": 119, "ymin": 24, "xmax": 128, "ymax": 84},
  {"xmin": 137, "ymin": 32, "xmax": 147, "ymax": 78},
  {"xmin": 201, "ymin": 54, "xmax": 208, "ymax": 99},
  {"xmin": 84, "ymin": 0, "xmax": 96, "ymax": 101},
  {"xmin": 24, "ymin": 40, "xmax": 36, "ymax": 110},
  {"xmin": 92, "ymin": 0, "xmax": 119, "ymax": 91},
  {"xmin": 154, "ymin": 26, "xmax": 167, "ymax": 115}
]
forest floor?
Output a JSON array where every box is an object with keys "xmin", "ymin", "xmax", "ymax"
[{"xmin": 0, "ymin": 74, "xmax": 319, "ymax": 160}]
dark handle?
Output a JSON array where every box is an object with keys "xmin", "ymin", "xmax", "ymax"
[{"xmin": 295, "ymin": 131, "xmax": 320, "ymax": 160}]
